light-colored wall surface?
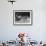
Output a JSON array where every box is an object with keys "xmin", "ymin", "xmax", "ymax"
[{"xmin": 0, "ymin": 0, "xmax": 46, "ymax": 41}]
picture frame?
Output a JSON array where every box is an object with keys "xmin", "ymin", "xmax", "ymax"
[{"xmin": 13, "ymin": 10, "xmax": 33, "ymax": 25}]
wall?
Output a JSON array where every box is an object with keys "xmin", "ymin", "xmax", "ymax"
[{"xmin": 0, "ymin": 0, "xmax": 46, "ymax": 42}]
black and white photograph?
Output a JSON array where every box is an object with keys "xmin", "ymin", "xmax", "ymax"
[{"xmin": 13, "ymin": 10, "xmax": 32, "ymax": 25}]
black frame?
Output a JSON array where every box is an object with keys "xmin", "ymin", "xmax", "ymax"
[{"xmin": 13, "ymin": 10, "xmax": 33, "ymax": 26}]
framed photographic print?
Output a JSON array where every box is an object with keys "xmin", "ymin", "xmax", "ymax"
[{"xmin": 13, "ymin": 10, "xmax": 33, "ymax": 25}]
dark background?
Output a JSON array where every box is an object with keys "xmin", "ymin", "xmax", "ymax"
[{"xmin": 15, "ymin": 12, "xmax": 30, "ymax": 17}]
